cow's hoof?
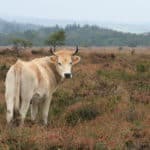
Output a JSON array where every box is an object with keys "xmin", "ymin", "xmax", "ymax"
[{"xmin": 7, "ymin": 121, "xmax": 14, "ymax": 128}]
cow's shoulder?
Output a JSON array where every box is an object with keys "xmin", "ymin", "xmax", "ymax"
[
  {"xmin": 32, "ymin": 57, "xmax": 49, "ymax": 63},
  {"xmin": 11, "ymin": 59, "xmax": 24, "ymax": 71}
]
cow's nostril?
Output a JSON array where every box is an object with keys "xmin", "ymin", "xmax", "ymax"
[{"xmin": 64, "ymin": 73, "xmax": 71, "ymax": 79}]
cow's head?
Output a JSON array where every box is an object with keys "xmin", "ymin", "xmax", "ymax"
[{"xmin": 49, "ymin": 46, "xmax": 81, "ymax": 79}]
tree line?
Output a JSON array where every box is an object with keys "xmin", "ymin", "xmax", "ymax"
[{"xmin": 0, "ymin": 20, "xmax": 150, "ymax": 47}]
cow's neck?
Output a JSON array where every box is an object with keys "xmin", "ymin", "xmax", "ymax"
[{"xmin": 47, "ymin": 62, "xmax": 63, "ymax": 84}]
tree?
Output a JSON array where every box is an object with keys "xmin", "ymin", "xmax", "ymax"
[
  {"xmin": 12, "ymin": 38, "xmax": 22, "ymax": 56},
  {"xmin": 12, "ymin": 38, "xmax": 32, "ymax": 56},
  {"xmin": 118, "ymin": 46, "xmax": 123, "ymax": 51},
  {"xmin": 45, "ymin": 30, "xmax": 65, "ymax": 49},
  {"xmin": 21, "ymin": 40, "xmax": 32, "ymax": 48},
  {"xmin": 12, "ymin": 38, "xmax": 22, "ymax": 49},
  {"xmin": 12, "ymin": 38, "xmax": 32, "ymax": 48},
  {"xmin": 128, "ymin": 42, "xmax": 137, "ymax": 48}
]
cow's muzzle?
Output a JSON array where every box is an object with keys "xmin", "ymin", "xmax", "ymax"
[{"xmin": 64, "ymin": 73, "xmax": 72, "ymax": 79}]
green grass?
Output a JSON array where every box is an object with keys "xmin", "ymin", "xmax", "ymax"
[
  {"xmin": 97, "ymin": 69, "xmax": 150, "ymax": 82},
  {"xmin": 97, "ymin": 70, "xmax": 134, "ymax": 81}
]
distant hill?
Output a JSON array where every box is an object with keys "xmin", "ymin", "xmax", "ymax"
[
  {"xmin": 0, "ymin": 18, "xmax": 41, "ymax": 34},
  {"xmin": 0, "ymin": 18, "xmax": 150, "ymax": 46},
  {"xmin": 0, "ymin": 16, "xmax": 74, "ymax": 28},
  {"xmin": 1, "ymin": 15, "xmax": 150, "ymax": 34},
  {"xmin": 97, "ymin": 22, "xmax": 150, "ymax": 34}
]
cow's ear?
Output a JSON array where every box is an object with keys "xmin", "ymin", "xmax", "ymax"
[
  {"xmin": 72, "ymin": 56, "xmax": 80, "ymax": 65},
  {"xmin": 50, "ymin": 56, "xmax": 57, "ymax": 64}
]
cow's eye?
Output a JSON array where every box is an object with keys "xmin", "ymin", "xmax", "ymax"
[
  {"xmin": 70, "ymin": 62, "xmax": 72, "ymax": 65},
  {"xmin": 58, "ymin": 62, "xmax": 62, "ymax": 66}
]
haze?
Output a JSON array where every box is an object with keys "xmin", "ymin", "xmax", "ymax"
[{"xmin": 0, "ymin": 0, "xmax": 150, "ymax": 24}]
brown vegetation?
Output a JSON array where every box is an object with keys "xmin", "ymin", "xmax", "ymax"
[{"xmin": 0, "ymin": 47, "xmax": 149, "ymax": 149}]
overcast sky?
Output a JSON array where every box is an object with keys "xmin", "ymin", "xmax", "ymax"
[{"xmin": 0, "ymin": 0, "xmax": 150, "ymax": 23}]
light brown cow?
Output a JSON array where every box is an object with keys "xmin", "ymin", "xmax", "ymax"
[{"xmin": 5, "ymin": 47, "xmax": 80, "ymax": 125}]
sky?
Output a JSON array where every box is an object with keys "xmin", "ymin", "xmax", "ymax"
[{"xmin": 0, "ymin": 0, "xmax": 150, "ymax": 24}]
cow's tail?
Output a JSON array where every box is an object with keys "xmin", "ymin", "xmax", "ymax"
[{"xmin": 14, "ymin": 62, "xmax": 21, "ymax": 112}]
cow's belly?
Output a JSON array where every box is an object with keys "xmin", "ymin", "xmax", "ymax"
[{"xmin": 31, "ymin": 93, "xmax": 46, "ymax": 104}]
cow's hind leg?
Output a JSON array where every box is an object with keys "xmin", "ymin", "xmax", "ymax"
[
  {"xmin": 5, "ymin": 67, "xmax": 15, "ymax": 125},
  {"xmin": 6, "ymin": 97, "xmax": 14, "ymax": 125}
]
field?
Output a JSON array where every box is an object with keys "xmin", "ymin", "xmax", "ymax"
[{"xmin": 0, "ymin": 47, "xmax": 149, "ymax": 150}]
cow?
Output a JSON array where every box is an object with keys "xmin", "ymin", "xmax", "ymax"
[{"xmin": 5, "ymin": 47, "xmax": 81, "ymax": 126}]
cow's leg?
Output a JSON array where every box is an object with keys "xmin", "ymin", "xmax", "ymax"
[
  {"xmin": 30, "ymin": 103, "xmax": 38, "ymax": 122},
  {"xmin": 42, "ymin": 95, "xmax": 52, "ymax": 125},
  {"xmin": 5, "ymin": 67, "xmax": 15, "ymax": 125},
  {"xmin": 19, "ymin": 98, "xmax": 31, "ymax": 125},
  {"xmin": 6, "ymin": 97, "xmax": 14, "ymax": 124}
]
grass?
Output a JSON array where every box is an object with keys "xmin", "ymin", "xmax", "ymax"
[
  {"xmin": 97, "ymin": 68, "xmax": 150, "ymax": 88},
  {"xmin": 107, "ymin": 95, "xmax": 121, "ymax": 111},
  {"xmin": 133, "ymin": 81, "xmax": 150, "ymax": 91},
  {"xmin": 0, "ymin": 47, "xmax": 149, "ymax": 149},
  {"xmin": 97, "ymin": 70, "xmax": 135, "ymax": 81}
]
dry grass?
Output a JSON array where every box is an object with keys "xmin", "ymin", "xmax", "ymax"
[{"xmin": 0, "ymin": 46, "xmax": 149, "ymax": 149}]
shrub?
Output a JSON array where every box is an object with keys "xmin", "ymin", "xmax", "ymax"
[
  {"xmin": 125, "ymin": 140, "xmax": 135, "ymax": 150},
  {"xmin": 95, "ymin": 142, "xmax": 108, "ymax": 150},
  {"xmin": 50, "ymin": 91, "xmax": 71, "ymax": 116},
  {"xmin": 65, "ymin": 105, "xmax": 99, "ymax": 126},
  {"xmin": 125, "ymin": 105, "xmax": 139, "ymax": 123},
  {"xmin": 0, "ymin": 64, "xmax": 9, "ymax": 71},
  {"xmin": 136, "ymin": 64, "xmax": 148, "ymax": 73},
  {"xmin": 0, "ymin": 64, "xmax": 9, "ymax": 80},
  {"xmin": 0, "ymin": 48, "xmax": 14, "ymax": 55},
  {"xmin": 20, "ymin": 142, "xmax": 39, "ymax": 150},
  {"xmin": 0, "ymin": 104, "xmax": 5, "ymax": 114},
  {"xmin": 31, "ymin": 49, "xmax": 43, "ymax": 55},
  {"xmin": 52, "ymin": 90, "xmax": 73, "ymax": 107},
  {"xmin": 46, "ymin": 145, "xmax": 62, "ymax": 150},
  {"xmin": 126, "ymin": 110, "xmax": 138, "ymax": 123},
  {"xmin": 134, "ymin": 81, "xmax": 150, "ymax": 91}
]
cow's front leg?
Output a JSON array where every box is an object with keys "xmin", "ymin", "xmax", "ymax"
[
  {"xmin": 19, "ymin": 99, "xmax": 31, "ymax": 126},
  {"xmin": 42, "ymin": 95, "xmax": 52, "ymax": 125}
]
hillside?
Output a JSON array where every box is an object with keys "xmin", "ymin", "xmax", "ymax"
[{"xmin": 0, "ymin": 18, "xmax": 150, "ymax": 46}]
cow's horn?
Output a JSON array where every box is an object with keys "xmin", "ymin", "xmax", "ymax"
[
  {"xmin": 72, "ymin": 45, "xmax": 79, "ymax": 55},
  {"xmin": 49, "ymin": 47, "xmax": 56, "ymax": 56}
]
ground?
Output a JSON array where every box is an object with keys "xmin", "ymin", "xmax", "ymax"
[{"xmin": 0, "ymin": 47, "xmax": 149, "ymax": 150}]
